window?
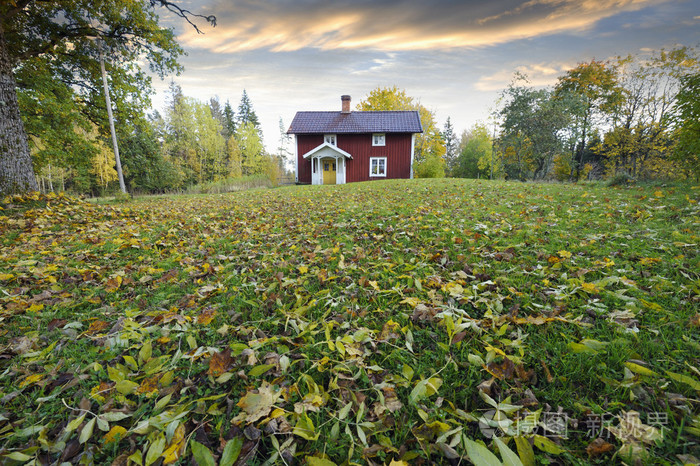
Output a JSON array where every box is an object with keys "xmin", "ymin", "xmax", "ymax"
[
  {"xmin": 372, "ymin": 133, "xmax": 385, "ymax": 146},
  {"xmin": 312, "ymin": 158, "xmax": 318, "ymax": 174},
  {"xmin": 370, "ymin": 157, "xmax": 387, "ymax": 177},
  {"xmin": 324, "ymin": 134, "xmax": 337, "ymax": 146}
]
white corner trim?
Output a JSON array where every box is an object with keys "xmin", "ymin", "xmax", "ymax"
[
  {"xmin": 294, "ymin": 135, "xmax": 299, "ymax": 183},
  {"xmin": 410, "ymin": 133, "xmax": 416, "ymax": 179}
]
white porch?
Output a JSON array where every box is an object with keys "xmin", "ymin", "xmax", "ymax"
[{"xmin": 302, "ymin": 143, "xmax": 353, "ymax": 185}]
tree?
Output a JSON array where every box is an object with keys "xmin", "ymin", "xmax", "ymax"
[
  {"xmin": 277, "ymin": 117, "xmax": 293, "ymax": 173},
  {"xmin": 555, "ymin": 60, "xmax": 623, "ymax": 179},
  {"xmin": 673, "ymin": 72, "xmax": 700, "ymax": 178},
  {"xmin": 222, "ymin": 100, "xmax": 236, "ymax": 139},
  {"xmin": 442, "ymin": 117, "xmax": 458, "ymax": 176},
  {"xmin": 226, "ymin": 136, "xmax": 243, "ymax": 178},
  {"xmin": 596, "ymin": 48, "xmax": 699, "ymax": 178},
  {"xmin": 164, "ymin": 93, "xmax": 225, "ymax": 185},
  {"xmin": 494, "ymin": 74, "xmax": 572, "ymax": 180},
  {"xmin": 454, "ymin": 124, "xmax": 492, "ymax": 179},
  {"xmin": 119, "ymin": 119, "xmax": 179, "ymax": 193},
  {"xmin": 0, "ymin": 1, "xmax": 215, "ymax": 195},
  {"xmin": 237, "ymin": 122, "xmax": 265, "ymax": 175},
  {"xmin": 357, "ymin": 86, "xmax": 445, "ymax": 177},
  {"xmin": 236, "ymin": 90, "xmax": 261, "ymax": 130}
]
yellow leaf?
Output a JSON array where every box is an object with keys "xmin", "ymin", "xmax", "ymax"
[
  {"xmin": 298, "ymin": 266, "xmax": 308, "ymax": 274},
  {"xmin": 27, "ymin": 303, "xmax": 44, "ymax": 313},
  {"xmin": 0, "ymin": 273, "xmax": 14, "ymax": 281},
  {"xmin": 305, "ymin": 457, "xmax": 337, "ymax": 466},
  {"xmin": 293, "ymin": 413, "xmax": 319, "ymax": 440},
  {"xmin": 235, "ymin": 382, "xmax": 283, "ymax": 424},
  {"xmin": 162, "ymin": 423, "xmax": 186, "ymax": 464},
  {"xmin": 103, "ymin": 425, "xmax": 127, "ymax": 444},
  {"xmin": 400, "ymin": 297, "xmax": 420, "ymax": 308},
  {"xmin": 624, "ymin": 362, "xmax": 657, "ymax": 377},
  {"xmin": 533, "ymin": 435, "xmax": 565, "ymax": 454},
  {"xmin": 19, "ymin": 374, "xmax": 44, "ymax": 388},
  {"xmin": 581, "ymin": 282, "xmax": 599, "ymax": 293},
  {"xmin": 666, "ymin": 370, "xmax": 700, "ymax": 391},
  {"xmin": 558, "ymin": 250, "xmax": 572, "ymax": 259}
]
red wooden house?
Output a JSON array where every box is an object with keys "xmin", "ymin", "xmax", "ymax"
[{"xmin": 288, "ymin": 96, "xmax": 423, "ymax": 185}]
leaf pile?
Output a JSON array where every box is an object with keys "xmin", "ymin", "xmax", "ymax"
[{"xmin": 0, "ymin": 181, "xmax": 698, "ymax": 464}]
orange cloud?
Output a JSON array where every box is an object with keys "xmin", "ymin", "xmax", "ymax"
[{"xmin": 178, "ymin": 0, "xmax": 666, "ymax": 53}]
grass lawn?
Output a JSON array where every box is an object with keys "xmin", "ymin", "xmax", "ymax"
[{"xmin": 0, "ymin": 178, "xmax": 698, "ymax": 465}]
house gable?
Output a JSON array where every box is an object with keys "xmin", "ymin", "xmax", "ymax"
[{"xmin": 301, "ymin": 142, "xmax": 353, "ymax": 160}]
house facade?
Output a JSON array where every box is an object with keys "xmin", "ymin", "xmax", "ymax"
[{"xmin": 288, "ymin": 96, "xmax": 423, "ymax": 185}]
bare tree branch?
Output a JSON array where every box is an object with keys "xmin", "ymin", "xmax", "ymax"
[{"xmin": 150, "ymin": 0, "xmax": 217, "ymax": 34}]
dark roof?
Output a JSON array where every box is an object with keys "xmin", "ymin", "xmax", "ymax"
[{"xmin": 287, "ymin": 111, "xmax": 423, "ymax": 134}]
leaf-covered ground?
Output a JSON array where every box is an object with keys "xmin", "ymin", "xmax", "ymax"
[{"xmin": 0, "ymin": 179, "xmax": 698, "ymax": 465}]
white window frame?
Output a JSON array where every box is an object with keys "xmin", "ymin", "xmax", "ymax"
[
  {"xmin": 369, "ymin": 157, "xmax": 387, "ymax": 177},
  {"xmin": 324, "ymin": 134, "xmax": 337, "ymax": 146},
  {"xmin": 372, "ymin": 133, "xmax": 386, "ymax": 146}
]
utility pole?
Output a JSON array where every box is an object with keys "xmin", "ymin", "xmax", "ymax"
[{"xmin": 99, "ymin": 42, "xmax": 126, "ymax": 194}]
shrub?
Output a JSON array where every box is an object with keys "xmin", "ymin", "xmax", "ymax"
[{"xmin": 607, "ymin": 172, "xmax": 636, "ymax": 187}]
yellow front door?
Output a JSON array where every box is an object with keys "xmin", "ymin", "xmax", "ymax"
[{"xmin": 322, "ymin": 158, "xmax": 336, "ymax": 185}]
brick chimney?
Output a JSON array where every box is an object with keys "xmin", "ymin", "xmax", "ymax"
[{"xmin": 341, "ymin": 95, "xmax": 351, "ymax": 113}]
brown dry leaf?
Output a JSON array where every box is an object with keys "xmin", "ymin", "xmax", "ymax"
[
  {"xmin": 208, "ymin": 348, "xmax": 233, "ymax": 377},
  {"xmin": 486, "ymin": 357, "xmax": 515, "ymax": 380},
  {"xmin": 85, "ymin": 320, "xmax": 109, "ymax": 335},
  {"xmin": 690, "ymin": 314, "xmax": 700, "ymax": 327},
  {"xmin": 104, "ymin": 275, "xmax": 122, "ymax": 293},
  {"xmin": 47, "ymin": 318, "xmax": 68, "ymax": 331},
  {"xmin": 586, "ymin": 438, "xmax": 614, "ymax": 457},
  {"xmin": 411, "ymin": 303, "xmax": 437, "ymax": 322},
  {"xmin": 197, "ymin": 308, "xmax": 217, "ymax": 325},
  {"xmin": 136, "ymin": 375, "xmax": 160, "ymax": 396},
  {"xmin": 382, "ymin": 386, "xmax": 403, "ymax": 413}
]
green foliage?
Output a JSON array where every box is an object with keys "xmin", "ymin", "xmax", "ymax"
[
  {"xmin": 454, "ymin": 123, "xmax": 492, "ymax": 179},
  {"xmin": 606, "ymin": 172, "xmax": 636, "ymax": 186},
  {"xmin": 4, "ymin": 0, "xmax": 192, "ymax": 194},
  {"xmin": 414, "ymin": 153, "xmax": 445, "ymax": 178},
  {"xmin": 673, "ymin": 72, "xmax": 700, "ymax": 178},
  {"xmin": 118, "ymin": 121, "xmax": 180, "ymax": 193},
  {"xmin": 357, "ymin": 86, "xmax": 445, "ymax": 173},
  {"xmin": 555, "ymin": 60, "xmax": 624, "ymax": 178},
  {"xmin": 497, "ymin": 75, "xmax": 572, "ymax": 180},
  {"xmin": 236, "ymin": 90, "xmax": 261, "ymax": 130},
  {"xmin": 442, "ymin": 117, "xmax": 458, "ymax": 175},
  {"xmin": 236, "ymin": 121, "xmax": 266, "ymax": 175},
  {"xmin": 164, "ymin": 92, "xmax": 227, "ymax": 185}
]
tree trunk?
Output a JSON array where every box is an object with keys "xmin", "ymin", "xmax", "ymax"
[{"xmin": 0, "ymin": 24, "xmax": 38, "ymax": 195}]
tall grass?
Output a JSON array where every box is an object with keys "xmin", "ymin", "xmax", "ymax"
[{"xmin": 185, "ymin": 175, "xmax": 273, "ymax": 194}]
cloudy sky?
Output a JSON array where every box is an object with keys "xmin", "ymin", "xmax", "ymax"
[{"xmin": 153, "ymin": 0, "xmax": 700, "ymax": 151}]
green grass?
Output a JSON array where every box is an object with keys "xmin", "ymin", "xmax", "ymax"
[{"xmin": 0, "ymin": 180, "xmax": 698, "ymax": 465}]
